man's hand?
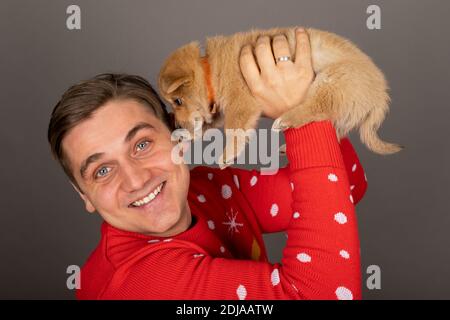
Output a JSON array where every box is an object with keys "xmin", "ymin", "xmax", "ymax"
[{"xmin": 239, "ymin": 28, "xmax": 315, "ymax": 120}]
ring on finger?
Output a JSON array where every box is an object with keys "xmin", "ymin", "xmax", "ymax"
[{"xmin": 276, "ymin": 56, "xmax": 291, "ymax": 63}]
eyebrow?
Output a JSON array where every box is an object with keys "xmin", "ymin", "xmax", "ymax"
[
  {"xmin": 124, "ymin": 122, "xmax": 154, "ymax": 143},
  {"xmin": 80, "ymin": 152, "xmax": 105, "ymax": 179},
  {"xmin": 79, "ymin": 122, "xmax": 155, "ymax": 179}
]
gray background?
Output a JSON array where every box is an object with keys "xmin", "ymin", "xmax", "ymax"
[{"xmin": 1, "ymin": 0, "xmax": 449, "ymax": 299}]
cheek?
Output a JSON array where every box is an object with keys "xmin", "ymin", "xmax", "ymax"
[
  {"xmin": 154, "ymin": 144, "xmax": 188, "ymax": 180},
  {"xmin": 90, "ymin": 183, "xmax": 120, "ymax": 212},
  {"xmin": 154, "ymin": 143, "xmax": 190, "ymax": 191},
  {"xmin": 168, "ymin": 164, "xmax": 190, "ymax": 213}
]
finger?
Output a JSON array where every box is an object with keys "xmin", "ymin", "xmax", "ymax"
[
  {"xmin": 294, "ymin": 28, "xmax": 312, "ymax": 68},
  {"xmin": 254, "ymin": 36, "xmax": 276, "ymax": 75},
  {"xmin": 239, "ymin": 45, "xmax": 263, "ymax": 92},
  {"xmin": 272, "ymin": 34, "xmax": 292, "ymax": 66}
]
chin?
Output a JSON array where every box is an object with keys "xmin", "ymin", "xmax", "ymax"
[{"xmin": 145, "ymin": 206, "xmax": 185, "ymax": 236}]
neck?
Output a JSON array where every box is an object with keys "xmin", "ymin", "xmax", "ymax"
[{"xmin": 144, "ymin": 202, "xmax": 192, "ymax": 238}]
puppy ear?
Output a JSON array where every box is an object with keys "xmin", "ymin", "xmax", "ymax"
[
  {"xmin": 159, "ymin": 71, "xmax": 193, "ymax": 94},
  {"xmin": 159, "ymin": 41, "xmax": 200, "ymax": 95},
  {"xmin": 166, "ymin": 76, "xmax": 192, "ymax": 94}
]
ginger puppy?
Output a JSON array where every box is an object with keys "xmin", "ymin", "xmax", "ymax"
[{"xmin": 158, "ymin": 27, "xmax": 402, "ymax": 167}]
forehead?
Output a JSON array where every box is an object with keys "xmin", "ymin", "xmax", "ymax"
[{"xmin": 62, "ymin": 99, "xmax": 167, "ymax": 169}]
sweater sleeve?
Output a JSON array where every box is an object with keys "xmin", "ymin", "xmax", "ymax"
[
  {"xmin": 105, "ymin": 121, "xmax": 362, "ymax": 300},
  {"xmin": 228, "ymin": 137, "xmax": 367, "ymax": 233}
]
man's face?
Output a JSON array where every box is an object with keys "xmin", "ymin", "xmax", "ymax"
[{"xmin": 63, "ymin": 99, "xmax": 191, "ymax": 237}]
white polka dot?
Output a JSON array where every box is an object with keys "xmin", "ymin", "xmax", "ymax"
[
  {"xmin": 340, "ymin": 250, "xmax": 350, "ymax": 259},
  {"xmin": 236, "ymin": 284, "xmax": 247, "ymax": 300},
  {"xmin": 193, "ymin": 253, "xmax": 204, "ymax": 258},
  {"xmin": 334, "ymin": 212, "xmax": 348, "ymax": 224},
  {"xmin": 293, "ymin": 212, "xmax": 300, "ymax": 219},
  {"xmin": 328, "ymin": 173, "xmax": 338, "ymax": 182},
  {"xmin": 335, "ymin": 286, "xmax": 353, "ymax": 300},
  {"xmin": 250, "ymin": 176, "xmax": 258, "ymax": 186},
  {"xmin": 221, "ymin": 184, "xmax": 232, "ymax": 199},
  {"xmin": 350, "ymin": 194, "xmax": 354, "ymax": 204},
  {"xmin": 352, "ymin": 163, "xmax": 357, "ymax": 172},
  {"xmin": 290, "ymin": 182, "xmax": 294, "ymax": 191},
  {"xmin": 270, "ymin": 203, "xmax": 279, "ymax": 217},
  {"xmin": 197, "ymin": 194, "xmax": 206, "ymax": 203},
  {"xmin": 207, "ymin": 220, "xmax": 215, "ymax": 230},
  {"xmin": 233, "ymin": 175, "xmax": 240, "ymax": 189},
  {"xmin": 297, "ymin": 252, "xmax": 311, "ymax": 263},
  {"xmin": 148, "ymin": 239, "xmax": 160, "ymax": 244},
  {"xmin": 350, "ymin": 185, "xmax": 355, "ymax": 190},
  {"xmin": 271, "ymin": 269, "xmax": 280, "ymax": 286},
  {"xmin": 220, "ymin": 246, "xmax": 225, "ymax": 253},
  {"xmin": 207, "ymin": 173, "xmax": 213, "ymax": 180},
  {"xmin": 364, "ymin": 173, "xmax": 367, "ymax": 181},
  {"xmin": 163, "ymin": 238, "xmax": 173, "ymax": 242}
]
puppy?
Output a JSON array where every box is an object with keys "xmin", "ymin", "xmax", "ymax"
[{"xmin": 158, "ymin": 27, "xmax": 403, "ymax": 168}]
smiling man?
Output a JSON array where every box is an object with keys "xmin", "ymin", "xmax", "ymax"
[
  {"xmin": 62, "ymin": 97, "xmax": 191, "ymax": 237},
  {"xmin": 48, "ymin": 30, "xmax": 367, "ymax": 299}
]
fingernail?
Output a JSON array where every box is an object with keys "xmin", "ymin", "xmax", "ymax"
[{"xmin": 297, "ymin": 28, "xmax": 305, "ymax": 33}]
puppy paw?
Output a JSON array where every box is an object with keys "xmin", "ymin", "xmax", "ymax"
[
  {"xmin": 218, "ymin": 161, "xmax": 232, "ymax": 170},
  {"xmin": 217, "ymin": 153, "xmax": 233, "ymax": 170},
  {"xmin": 272, "ymin": 117, "xmax": 293, "ymax": 131},
  {"xmin": 278, "ymin": 144, "xmax": 287, "ymax": 155}
]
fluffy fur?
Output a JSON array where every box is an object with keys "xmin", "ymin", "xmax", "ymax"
[{"xmin": 158, "ymin": 27, "xmax": 403, "ymax": 167}]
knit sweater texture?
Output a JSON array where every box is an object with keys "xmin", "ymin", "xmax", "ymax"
[{"xmin": 76, "ymin": 121, "xmax": 367, "ymax": 300}]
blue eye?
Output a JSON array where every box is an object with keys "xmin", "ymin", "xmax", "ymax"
[
  {"xmin": 136, "ymin": 140, "xmax": 150, "ymax": 152},
  {"xmin": 96, "ymin": 166, "xmax": 111, "ymax": 178}
]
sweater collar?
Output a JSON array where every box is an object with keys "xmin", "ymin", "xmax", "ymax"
[{"xmin": 101, "ymin": 200, "xmax": 211, "ymax": 266}]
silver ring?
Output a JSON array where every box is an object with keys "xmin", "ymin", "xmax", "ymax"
[{"xmin": 276, "ymin": 56, "xmax": 291, "ymax": 63}]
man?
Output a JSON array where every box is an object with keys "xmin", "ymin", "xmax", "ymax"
[{"xmin": 48, "ymin": 29, "xmax": 367, "ymax": 299}]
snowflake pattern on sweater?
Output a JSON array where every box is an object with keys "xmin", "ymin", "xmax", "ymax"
[{"xmin": 76, "ymin": 121, "xmax": 367, "ymax": 300}]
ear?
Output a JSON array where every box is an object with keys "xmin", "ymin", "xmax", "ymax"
[
  {"xmin": 159, "ymin": 41, "xmax": 200, "ymax": 95},
  {"xmin": 166, "ymin": 76, "xmax": 192, "ymax": 94},
  {"xmin": 71, "ymin": 182, "xmax": 96, "ymax": 213}
]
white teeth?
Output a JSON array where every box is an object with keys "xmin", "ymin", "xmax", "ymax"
[{"xmin": 131, "ymin": 182, "xmax": 164, "ymax": 207}]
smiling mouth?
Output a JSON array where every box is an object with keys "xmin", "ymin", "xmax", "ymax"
[{"xmin": 129, "ymin": 181, "xmax": 166, "ymax": 208}]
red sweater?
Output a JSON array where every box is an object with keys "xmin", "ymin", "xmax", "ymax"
[{"xmin": 76, "ymin": 121, "xmax": 367, "ymax": 300}]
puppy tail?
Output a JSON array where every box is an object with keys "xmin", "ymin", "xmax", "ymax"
[{"xmin": 359, "ymin": 107, "xmax": 404, "ymax": 155}]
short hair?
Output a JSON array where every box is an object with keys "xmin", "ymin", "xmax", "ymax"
[{"xmin": 47, "ymin": 73, "xmax": 173, "ymax": 191}]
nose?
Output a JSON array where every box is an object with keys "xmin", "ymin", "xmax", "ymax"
[{"xmin": 120, "ymin": 159, "xmax": 151, "ymax": 193}]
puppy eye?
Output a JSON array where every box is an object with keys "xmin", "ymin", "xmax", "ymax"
[{"xmin": 173, "ymin": 98, "xmax": 183, "ymax": 106}]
